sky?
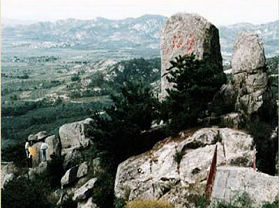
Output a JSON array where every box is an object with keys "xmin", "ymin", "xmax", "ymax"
[{"xmin": 1, "ymin": 0, "xmax": 278, "ymax": 26}]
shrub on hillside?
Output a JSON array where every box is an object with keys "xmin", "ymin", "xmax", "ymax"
[
  {"xmin": 71, "ymin": 74, "xmax": 80, "ymax": 81},
  {"xmin": 110, "ymin": 58, "xmax": 161, "ymax": 90},
  {"xmin": 92, "ymin": 171, "xmax": 115, "ymax": 208},
  {"xmin": 1, "ymin": 142, "xmax": 27, "ymax": 168},
  {"xmin": 246, "ymin": 121, "xmax": 277, "ymax": 175},
  {"xmin": 2, "ymin": 177, "xmax": 53, "ymax": 208},
  {"xmin": 46, "ymin": 155, "xmax": 65, "ymax": 189}
]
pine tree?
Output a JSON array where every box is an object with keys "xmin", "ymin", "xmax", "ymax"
[
  {"xmin": 91, "ymin": 80, "xmax": 159, "ymax": 167},
  {"xmin": 162, "ymin": 54, "xmax": 226, "ymax": 134}
]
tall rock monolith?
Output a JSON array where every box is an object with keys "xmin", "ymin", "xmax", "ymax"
[
  {"xmin": 160, "ymin": 13, "xmax": 223, "ymax": 98},
  {"xmin": 232, "ymin": 32, "xmax": 275, "ymax": 121}
]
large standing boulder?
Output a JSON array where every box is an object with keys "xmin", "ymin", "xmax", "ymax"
[
  {"xmin": 59, "ymin": 118, "xmax": 94, "ymax": 168},
  {"xmin": 160, "ymin": 13, "xmax": 223, "ymax": 97},
  {"xmin": 211, "ymin": 166, "xmax": 279, "ymax": 205},
  {"xmin": 114, "ymin": 128, "xmax": 254, "ymax": 208},
  {"xmin": 59, "ymin": 118, "xmax": 93, "ymax": 150},
  {"xmin": 30, "ymin": 134, "xmax": 60, "ymax": 167},
  {"xmin": 232, "ymin": 32, "xmax": 275, "ymax": 121}
]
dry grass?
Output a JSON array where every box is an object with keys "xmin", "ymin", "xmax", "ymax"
[{"xmin": 125, "ymin": 199, "xmax": 174, "ymax": 208}]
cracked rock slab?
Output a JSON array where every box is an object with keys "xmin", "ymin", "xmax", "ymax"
[{"xmin": 114, "ymin": 128, "xmax": 254, "ymax": 208}]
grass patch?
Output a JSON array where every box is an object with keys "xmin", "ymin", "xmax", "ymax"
[{"xmin": 125, "ymin": 199, "xmax": 174, "ymax": 208}]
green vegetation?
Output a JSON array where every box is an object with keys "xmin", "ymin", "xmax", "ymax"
[
  {"xmin": 91, "ymin": 80, "xmax": 159, "ymax": 167},
  {"xmin": 2, "ymin": 176, "xmax": 53, "ymax": 208},
  {"xmin": 173, "ymin": 149, "xmax": 184, "ymax": 165},
  {"xmin": 1, "ymin": 57, "xmax": 160, "ymax": 150},
  {"xmin": 195, "ymin": 192, "xmax": 279, "ymax": 208},
  {"xmin": 89, "ymin": 80, "xmax": 159, "ymax": 207},
  {"xmin": 246, "ymin": 121, "xmax": 277, "ymax": 175},
  {"xmin": 92, "ymin": 171, "xmax": 115, "ymax": 208},
  {"xmin": 1, "ymin": 141, "xmax": 27, "ymax": 167},
  {"xmin": 161, "ymin": 54, "xmax": 226, "ymax": 135},
  {"xmin": 266, "ymin": 55, "xmax": 278, "ymax": 99},
  {"xmin": 114, "ymin": 198, "xmax": 127, "ymax": 208},
  {"xmin": 110, "ymin": 58, "xmax": 160, "ymax": 90},
  {"xmin": 71, "ymin": 74, "xmax": 80, "ymax": 81},
  {"xmin": 46, "ymin": 155, "xmax": 65, "ymax": 189},
  {"xmin": 2, "ymin": 155, "xmax": 65, "ymax": 208},
  {"xmin": 2, "ymin": 52, "xmax": 278, "ymax": 208},
  {"xmin": 211, "ymin": 192, "xmax": 279, "ymax": 208}
]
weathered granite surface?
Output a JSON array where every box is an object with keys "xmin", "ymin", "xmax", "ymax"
[
  {"xmin": 232, "ymin": 32, "xmax": 274, "ymax": 120},
  {"xmin": 160, "ymin": 13, "xmax": 223, "ymax": 97},
  {"xmin": 115, "ymin": 128, "xmax": 254, "ymax": 208},
  {"xmin": 211, "ymin": 166, "xmax": 279, "ymax": 205}
]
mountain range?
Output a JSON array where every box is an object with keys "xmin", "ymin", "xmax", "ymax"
[{"xmin": 2, "ymin": 15, "xmax": 279, "ymax": 60}]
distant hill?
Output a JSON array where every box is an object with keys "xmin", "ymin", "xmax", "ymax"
[
  {"xmin": 219, "ymin": 21, "xmax": 279, "ymax": 60},
  {"xmin": 2, "ymin": 15, "xmax": 279, "ymax": 60}
]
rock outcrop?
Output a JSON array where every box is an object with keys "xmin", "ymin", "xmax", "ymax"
[
  {"xmin": 160, "ymin": 13, "xmax": 223, "ymax": 97},
  {"xmin": 28, "ymin": 131, "xmax": 48, "ymax": 142},
  {"xmin": 232, "ymin": 32, "xmax": 275, "ymax": 121},
  {"xmin": 31, "ymin": 134, "xmax": 60, "ymax": 167},
  {"xmin": 28, "ymin": 161, "xmax": 48, "ymax": 180},
  {"xmin": 77, "ymin": 197, "xmax": 98, "ymax": 208},
  {"xmin": 115, "ymin": 128, "xmax": 254, "ymax": 207},
  {"xmin": 58, "ymin": 158, "xmax": 102, "ymax": 207},
  {"xmin": 1, "ymin": 162, "xmax": 19, "ymax": 189},
  {"xmin": 59, "ymin": 118, "xmax": 94, "ymax": 168},
  {"xmin": 73, "ymin": 178, "xmax": 98, "ymax": 202},
  {"xmin": 211, "ymin": 166, "xmax": 279, "ymax": 205}
]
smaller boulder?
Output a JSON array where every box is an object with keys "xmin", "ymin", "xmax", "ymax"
[
  {"xmin": 63, "ymin": 148, "xmax": 83, "ymax": 169},
  {"xmin": 77, "ymin": 162, "xmax": 89, "ymax": 179},
  {"xmin": 220, "ymin": 113, "xmax": 243, "ymax": 129},
  {"xmin": 73, "ymin": 178, "xmax": 98, "ymax": 202},
  {"xmin": 77, "ymin": 197, "xmax": 98, "ymax": 208},
  {"xmin": 61, "ymin": 166, "xmax": 79, "ymax": 188},
  {"xmin": 28, "ymin": 162, "xmax": 48, "ymax": 180},
  {"xmin": 28, "ymin": 131, "xmax": 48, "ymax": 142},
  {"xmin": 1, "ymin": 162, "xmax": 19, "ymax": 189}
]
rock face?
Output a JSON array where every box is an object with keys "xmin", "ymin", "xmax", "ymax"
[
  {"xmin": 28, "ymin": 131, "xmax": 48, "ymax": 142},
  {"xmin": 31, "ymin": 135, "xmax": 60, "ymax": 166},
  {"xmin": 61, "ymin": 166, "xmax": 79, "ymax": 188},
  {"xmin": 115, "ymin": 128, "xmax": 254, "ymax": 208},
  {"xmin": 58, "ymin": 158, "xmax": 102, "ymax": 207},
  {"xmin": 232, "ymin": 32, "xmax": 274, "ymax": 120},
  {"xmin": 77, "ymin": 197, "xmax": 98, "ymax": 208},
  {"xmin": 211, "ymin": 166, "xmax": 279, "ymax": 205},
  {"xmin": 160, "ymin": 13, "xmax": 223, "ymax": 97},
  {"xmin": 73, "ymin": 178, "xmax": 97, "ymax": 202},
  {"xmin": 28, "ymin": 161, "xmax": 48, "ymax": 180},
  {"xmin": 59, "ymin": 118, "xmax": 94, "ymax": 168},
  {"xmin": 59, "ymin": 118, "xmax": 93, "ymax": 149},
  {"xmin": 1, "ymin": 162, "xmax": 19, "ymax": 189}
]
